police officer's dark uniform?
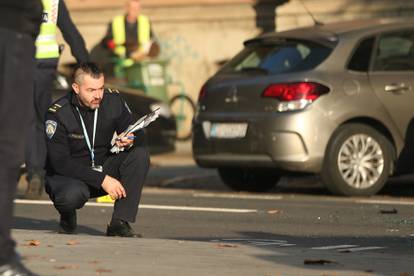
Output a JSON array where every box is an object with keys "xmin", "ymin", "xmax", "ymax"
[
  {"xmin": 25, "ymin": 0, "xmax": 89, "ymax": 199},
  {"xmin": 45, "ymin": 88, "xmax": 150, "ymax": 237},
  {"xmin": 0, "ymin": 1, "xmax": 43, "ymax": 275}
]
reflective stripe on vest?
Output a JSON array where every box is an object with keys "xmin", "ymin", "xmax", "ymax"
[
  {"xmin": 36, "ymin": 0, "xmax": 60, "ymax": 59},
  {"xmin": 112, "ymin": 14, "xmax": 150, "ymax": 58}
]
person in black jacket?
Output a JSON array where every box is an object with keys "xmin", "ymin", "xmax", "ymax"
[
  {"xmin": 45, "ymin": 62, "xmax": 150, "ymax": 237},
  {"xmin": 0, "ymin": 1, "xmax": 43, "ymax": 275},
  {"xmin": 25, "ymin": 0, "xmax": 90, "ymax": 199}
]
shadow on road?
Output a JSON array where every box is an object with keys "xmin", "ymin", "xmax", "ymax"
[
  {"xmin": 146, "ymin": 164, "xmax": 414, "ymax": 198},
  {"xmin": 13, "ymin": 217, "xmax": 104, "ymax": 236}
]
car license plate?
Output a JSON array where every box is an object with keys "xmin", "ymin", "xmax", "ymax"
[{"xmin": 210, "ymin": 123, "xmax": 248, "ymax": 138}]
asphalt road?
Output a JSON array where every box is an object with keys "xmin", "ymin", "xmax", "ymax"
[{"xmin": 13, "ymin": 147, "xmax": 414, "ymax": 274}]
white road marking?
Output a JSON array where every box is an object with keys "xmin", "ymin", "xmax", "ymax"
[
  {"xmin": 311, "ymin": 245, "xmax": 358, "ymax": 250},
  {"xmin": 193, "ymin": 192, "xmax": 283, "ymax": 200},
  {"xmin": 338, "ymin": 246, "xmax": 385, "ymax": 252},
  {"xmin": 144, "ymin": 187, "xmax": 414, "ymax": 205},
  {"xmin": 14, "ymin": 199, "xmax": 257, "ymax": 214},
  {"xmin": 215, "ymin": 239, "xmax": 386, "ymax": 251},
  {"xmin": 215, "ymin": 239, "xmax": 295, "ymax": 247}
]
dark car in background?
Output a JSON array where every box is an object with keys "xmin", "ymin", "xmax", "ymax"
[
  {"xmin": 53, "ymin": 73, "xmax": 176, "ymax": 154},
  {"xmin": 193, "ymin": 18, "xmax": 414, "ymax": 196}
]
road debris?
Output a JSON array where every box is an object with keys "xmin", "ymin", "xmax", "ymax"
[
  {"xmin": 96, "ymin": 268, "xmax": 112, "ymax": 273},
  {"xmin": 267, "ymin": 209, "xmax": 282, "ymax": 215},
  {"xmin": 380, "ymin": 208, "xmax": 398, "ymax": 214},
  {"xmin": 216, "ymin": 243, "xmax": 239, "ymax": 249},
  {"xmin": 304, "ymin": 259, "xmax": 338, "ymax": 265},
  {"xmin": 54, "ymin": 265, "xmax": 79, "ymax": 270},
  {"xmin": 26, "ymin": 240, "xmax": 41, "ymax": 247},
  {"xmin": 66, "ymin": 240, "xmax": 79, "ymax": 246}
]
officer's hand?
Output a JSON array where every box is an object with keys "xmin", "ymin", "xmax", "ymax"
[
  {"xmin": 115, "ymin": 132, "xmax": 134, "ymax": 148},
  {"xmin": 101, "ymin": 175, "xmax": 126, "ymax": 200}
]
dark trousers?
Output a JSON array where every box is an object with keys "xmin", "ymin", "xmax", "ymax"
[
  {"xmin": 45, "ymin": 146, "xmax": 150, "ymax": 223},
  {"xmin": 25, "ymin": 60, "xmax": 58, "ymax": 179},
  {"xmin": 0, "ymin": 28, "xmax": 35, "ymax": 265}
]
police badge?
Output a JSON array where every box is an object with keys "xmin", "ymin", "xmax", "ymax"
[{"xmin": 45, "ymin": 120, "xmax": 57, "ymax": 139}]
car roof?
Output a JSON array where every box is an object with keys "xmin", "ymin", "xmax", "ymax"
[{"xmin": 249, "ymin": 18, "xmax": 414, "ymax": 47}]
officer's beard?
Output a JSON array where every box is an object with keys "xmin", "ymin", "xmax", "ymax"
[{"xmin": 77, "ymin": 95, "xmax": 101, "ymax": 110}]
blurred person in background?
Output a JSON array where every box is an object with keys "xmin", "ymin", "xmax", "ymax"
[
  {"xmin": 102, "ymin": 0, "xmax": 159, "ymax": 62},
  {"xmin": 25, "ymin": 0, "xmax": 89, "ymax": 199},
  {"xmin": 0, "ymin": 1, "xmax": 43, "ymax": 275}
]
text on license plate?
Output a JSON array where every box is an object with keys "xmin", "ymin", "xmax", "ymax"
[{"xmin": 210, "ymin": 123, "xmax": 248, "ymax": 138}]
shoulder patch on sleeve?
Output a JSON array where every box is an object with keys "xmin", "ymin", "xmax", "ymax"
[{"xmin": 45, "ymin": 120, "xmax": 57, "ymax": 139}]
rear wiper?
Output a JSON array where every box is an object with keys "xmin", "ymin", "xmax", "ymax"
[{"xmin": 240, "ymin": 67, "xmax": 269, "ymax": 74}]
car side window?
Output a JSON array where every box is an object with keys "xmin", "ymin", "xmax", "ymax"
[
  {"xmin": 372, "ymin": 30, "xmax": 414, "ymax": 71},
  {"xmin": 348, "ymin": 37, "xmax": 375, "ymax": 72}
]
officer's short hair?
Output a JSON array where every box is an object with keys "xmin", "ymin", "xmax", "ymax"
[{"xmin": 73, "ymin": 62, "xmax": 103, "ymax": 84}]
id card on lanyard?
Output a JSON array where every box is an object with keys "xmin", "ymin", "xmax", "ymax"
[{"xmin": 76, "ymin": 107, "xmax": 103, "ymax": 172}]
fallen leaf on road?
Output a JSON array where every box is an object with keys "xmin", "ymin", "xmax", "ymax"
[
  {"xmin": 27, "ymin": 240, "xmax": 41, "ymax": 247},
  {"xmin": 380, "ymin": 208, "xmax": 398, "ymax": 214},
  {"xmin": 267, "ymin": 209, "xmax": 282, "ymax": 215},
  {"xmin": 400, "ymin": 273, "xmax": 411, "ymax": 276},
  {"xmin": 304, "ymin": 259, "xmax": 338, "ymax": 265},
  {"xmin": 88, "ymin": 260, "xmax": 101, "ymax": 264},
  {"xmin": 66, "ymin": 240, "xmax": 79, "ymax": 246},
  {"xmin": 216, "ymin": 243, "xmax": 238, "ymax": 249},
  {"xmin": 54, "ymin": 265, "xmax": 79, "ymax": 270},
  {"xmin": 96, "ymin": 268, "xmax": 112, "ymax": 273}
]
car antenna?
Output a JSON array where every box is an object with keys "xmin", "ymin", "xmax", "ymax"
[{"xmin": 297, "ymin": 0, "xmax": 324, "ymax": 26}]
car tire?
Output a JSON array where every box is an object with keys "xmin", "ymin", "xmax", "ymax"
[
  {"xmin": 321, "ymin": 123, "xmax": 394, "ymax": 196},
  {"xmin": 218, "ymin": 168, "xmax": 280, "ymax": 192}
]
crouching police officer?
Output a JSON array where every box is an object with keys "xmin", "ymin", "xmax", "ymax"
[{"xmin": 45, "ymin": 62, "xmax": 149, "ymax": 237}]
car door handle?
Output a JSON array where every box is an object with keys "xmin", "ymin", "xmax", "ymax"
[{"xmin": 384, "ymin": 83, "xmax": 411, "ymax": 94}]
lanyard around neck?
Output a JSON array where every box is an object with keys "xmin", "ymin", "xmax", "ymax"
[{"xmin": 75, "ymin": 107, "xmax": 98, "ymax": 166}]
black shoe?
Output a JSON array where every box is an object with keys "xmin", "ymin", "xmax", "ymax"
[
  {"xmin": 0, "ymin": 259, "xmax": 40, "ymax": 276},
  {"xmin": 58, "ymin": 210, "xmax": 77, "ymax": 234},
  {"xmin": 106, "ymin": 219, "xmax": 141, "ymax": 238},
  {"xmin": 24, "ymin": 174, "xmax": 43, "ymax": 200}
]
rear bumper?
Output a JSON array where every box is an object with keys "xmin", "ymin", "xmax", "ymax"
[{"xmin": 192, "ymin": 108, "xmax": 334, "ymax": 173}]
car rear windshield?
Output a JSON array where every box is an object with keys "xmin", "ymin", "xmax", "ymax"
[{"xmin": 219, "ymin": 39, "xmax": 333, "ymax": 75}]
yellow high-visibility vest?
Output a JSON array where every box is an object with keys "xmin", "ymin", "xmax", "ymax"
[
  {"xmin": 35, "ymin": 0, "xmax": 60, "ymax": 59},
  {"xmin": 112, "ymin": 14, "xmax": 150, "ymax": 58}
]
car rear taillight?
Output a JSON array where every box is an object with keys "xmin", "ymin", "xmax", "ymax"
[
  {"xmin": 263, "ymin": 82, "xmax": 329, "ymax": 101},
  {"xmin": 198, "ymin": 84, "xmax": 207, "ymax": 102},
  {"xmin": 262, "ymin": 82, "xmax": 330, "ymax": 112}
]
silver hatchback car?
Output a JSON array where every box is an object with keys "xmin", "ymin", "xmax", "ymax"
[{"xmin": 192, "ymin": 19, "xmax": 414, "ymax": 196}]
